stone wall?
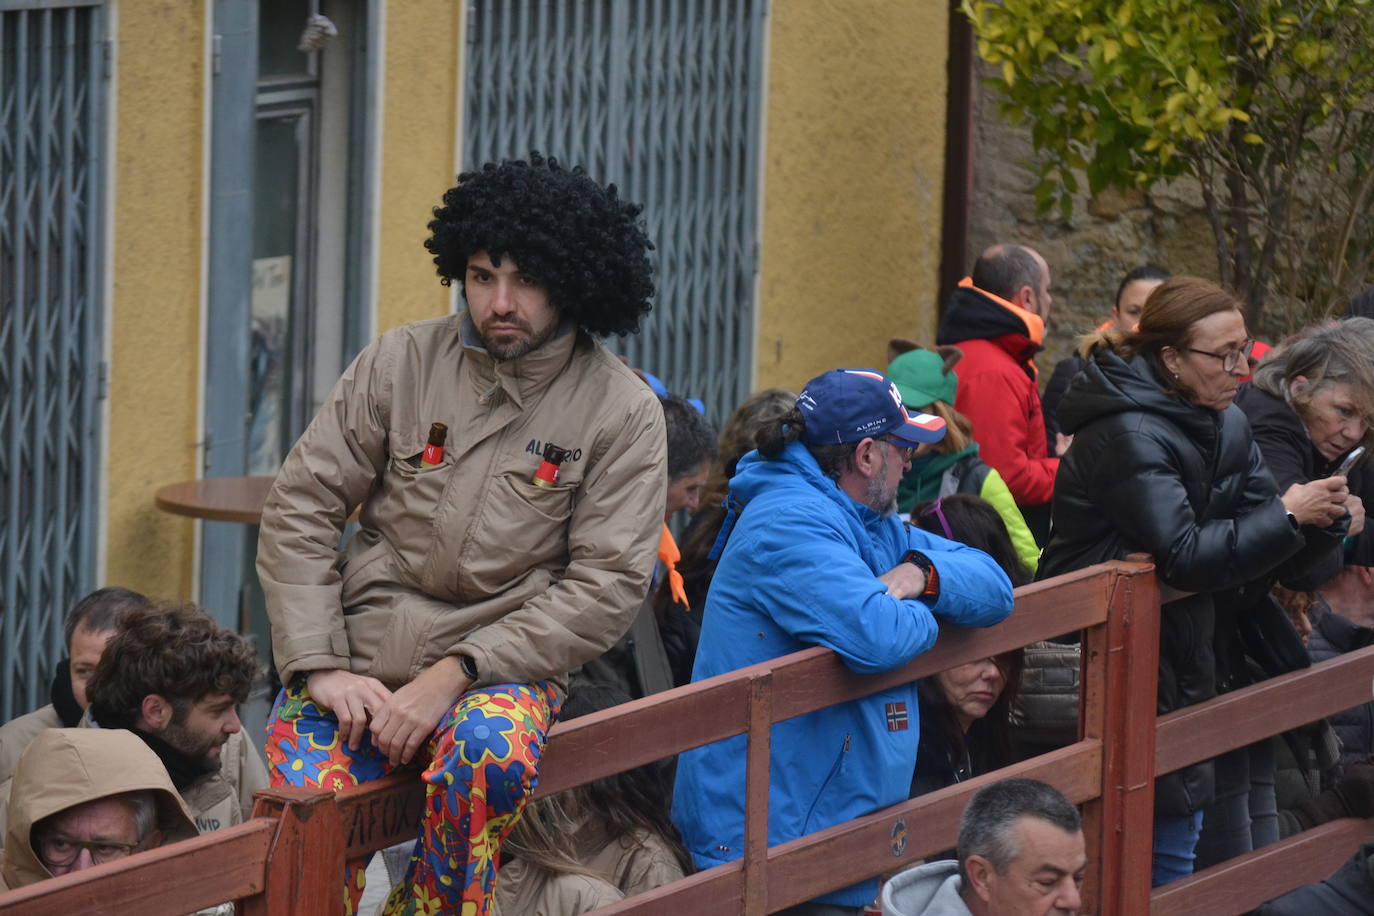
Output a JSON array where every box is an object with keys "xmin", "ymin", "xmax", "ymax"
[{"xmin": 966, "ymin": 61, "xmax": 1220, "ymax": 374}]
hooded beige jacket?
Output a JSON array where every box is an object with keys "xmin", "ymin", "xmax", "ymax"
[
  {"xmin": 0, "ymin": 723, "xmax": 267, "ymax": 852},
  {"xmin": 0, "ymin": 728, "xmax": 198, "ymax": 892},
  {"xmin": 257, "ymin": 316, "xmax": 667, "ymax": 689}
]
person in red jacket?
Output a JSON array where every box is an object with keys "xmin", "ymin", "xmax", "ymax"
[{"xmin": 936, "ymin": 244, "xmax": 1066, "ymax": 543}]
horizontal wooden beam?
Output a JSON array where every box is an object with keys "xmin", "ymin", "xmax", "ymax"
[
  {"xmin": 538, "ymin": 674, "xmax": 754, "ymax": 796},
  {"xmin": 1150, "ymin": 818, "xmax": 1374, "ymax": 916},
  {"xmin": 1156, "ymin": 645, "xmax": 1374, "ymax": 776},
  {"xmin": 590, "ymin": 742, "xmax": 1103, "ymax": 914},
  {"xmin": 589, "ymin": 861, "xmax": 745, "ymax": 916},
  {"xmin": 0, "ymin": 819, "xmax": 274, "ymax": 916},
  {"xmin": 34, "ymin": 560, "xmax": 1374, "ymax": 916},
  {"xmin": 330, "ymin": 566, "xmax": 1120, "ymax": 864},
  {"xmin": 767, "ymin": 568, "xmax": 1112, "ymax": 724},
  {"xmin": 535, "ymin": 566, "xmax": 1118, "ymax": 800},
  {"xmin": 760, "ymin": 741, "xmax": 1103, "ymax": 911}
]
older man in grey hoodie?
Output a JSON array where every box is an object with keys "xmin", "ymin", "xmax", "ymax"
[{"xmin": 882, "ymin": 779, "xmax": 1086, "ymax": 916}]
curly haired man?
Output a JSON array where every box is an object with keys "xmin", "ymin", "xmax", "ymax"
[
  {"xmin": 257, "ymin": 154, "xmax": 667, "ymax": 915},
  {"xmin": 0, "ymin": 601, "xmax": 267, "ymax": 847}
]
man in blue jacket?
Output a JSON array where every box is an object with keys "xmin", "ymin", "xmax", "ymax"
[{"xmin": 672, "ymin": 368, "xmax": 1016, "ymax": 913}]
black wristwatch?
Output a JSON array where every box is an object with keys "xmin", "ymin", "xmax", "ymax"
[
  {"xmin": 458, "ymin": 654, "xmax": 479, "ymax": 680},
  {"xmin": 900, "ymin": 550, "xmax": 941, "ymax": 599}
]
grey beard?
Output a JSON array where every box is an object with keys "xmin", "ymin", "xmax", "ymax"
[
  {"xmin": 864, "ymin": 452, "xmax": 898, "ymax": 517},
  {"xmin": 478, "ymin": 320, "xmax": 558, "ymax": 361},
  {"xmin": 481, "ymin": 335, "xmax": 537, "ymax": 361}
]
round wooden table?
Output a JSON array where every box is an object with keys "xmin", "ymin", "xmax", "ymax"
[{"xmin": 155, "ymin": 476, "xmax": 276, "ymax": 525}]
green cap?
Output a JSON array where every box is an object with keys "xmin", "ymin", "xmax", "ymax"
[{"xmin": 887, "ymin": 348, "xmax": 957, "ymax": 408}]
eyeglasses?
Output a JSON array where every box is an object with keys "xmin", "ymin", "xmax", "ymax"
[
  {"xmin": 37, "ymin": 833, "xmax": 141, "ymax": 868},
  {"xmin": 880, "ymin": 436, "xmax": 917, "ymax": 463},
  {"xmin": 920, "ymin": 497, "xmax": 954, "ymax": 540},
  {"xmin": 1183, "ymin": 340, "xmax": 1252, "ymax": 373}
]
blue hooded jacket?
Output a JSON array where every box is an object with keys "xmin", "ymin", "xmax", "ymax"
[{"xmin": 671, "ymin": 441, "xmax": 1014, "ymax": 907}]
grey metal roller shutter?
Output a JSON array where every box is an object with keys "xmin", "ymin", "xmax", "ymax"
[
  {"xmin": 463, "ymin": 0, "xmax": 765, "ymax": 422},
  {"xmin": 0, "ymin": 0, "xmax": 106, "ymax": 720}
]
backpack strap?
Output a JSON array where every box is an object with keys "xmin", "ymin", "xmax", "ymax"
[{"xmin": 950, "ymin": 453, "xmax": 992, "ymax": 496}]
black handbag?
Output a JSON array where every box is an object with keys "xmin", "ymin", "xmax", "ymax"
[{"xmin": 1238, "ymin": 593, "xmax": 1311, "ymax": 679}]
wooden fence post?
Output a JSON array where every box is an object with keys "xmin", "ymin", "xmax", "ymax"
[
  {"xmin": 741, "ymin": 672, "xmax": 773, "ymax": 915},
  {"xmin": 241, "ymin": 787, "xmax": 345, "ymax": 916},
  {"xmin": 1086, "ymin": 559, "xmax": 1160, "ymax": 914}
]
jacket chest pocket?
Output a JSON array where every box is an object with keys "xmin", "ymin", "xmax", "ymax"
[
  {"xmin": 458, "ymin": 473, "xmax": 576, "ymax": 594},
  {"xmin": 369, "ymin": 451, "xmax": 456, "ymax": 557}
]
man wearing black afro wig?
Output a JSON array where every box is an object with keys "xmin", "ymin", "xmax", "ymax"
[{"xmin": 257, "ymin": 153, "xmax": 668, "ymax": 915}]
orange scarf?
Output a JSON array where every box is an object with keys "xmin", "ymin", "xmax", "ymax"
[{"xmin": 659, "ymin": 523, "xmax": 689, "ymax": 610}]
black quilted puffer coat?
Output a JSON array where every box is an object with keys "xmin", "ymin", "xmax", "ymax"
[{"xmin": 1039, "ymin": 347, "xmax": 1345, "ymax": 815}]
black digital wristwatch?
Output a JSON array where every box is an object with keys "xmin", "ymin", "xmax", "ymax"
[{"xmin": 900, "ymin": 550, "xmax": 941, "ymax": 599}]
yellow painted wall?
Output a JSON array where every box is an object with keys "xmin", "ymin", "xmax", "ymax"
[
  {"xmin": 373, "ymin": 1, "xmax": 463, "ymax": 334},
  {"xmin": 755, "ymin": 0, "xmax": 949, "ymax": 391},
  {"xmin": 103, "ymin": 0, "xmax": 205, "ymax": 598},
  {"xmin": 101, "ymin": 2, "xmax": 465, "ymax": 598},
  {"xmin": 97, "ymin": 0, "xmax": 946, "ymax": 595}
]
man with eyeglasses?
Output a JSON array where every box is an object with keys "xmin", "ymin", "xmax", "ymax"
[
  {"xmin": 1, "ymin": 729, "xmax": 197, "ymax": 891},
  {"xmin": 672, "ymin": 368, "xmax": 1015, "ymax": 914}
]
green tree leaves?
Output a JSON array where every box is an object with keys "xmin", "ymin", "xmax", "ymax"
[{"xmin": 961, "ymin": 0, "xmax": 1374, "ymax": 322}]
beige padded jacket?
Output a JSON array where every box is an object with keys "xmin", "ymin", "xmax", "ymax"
[
  {"xmin": 256, "ymin": 316, "xmax": 667, "ymax": 690},
  {"xmin": 0, "ymin": 724, "xmax": 267, "ymax": 853},
  {"xmin": 0, "ymin": 728, "xmax": 198, "ymax": 892}
]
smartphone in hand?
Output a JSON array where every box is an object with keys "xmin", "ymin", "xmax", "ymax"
[{"xmin": 1331, "ymin": 446, "xmax": 1365, "ymax": 478}]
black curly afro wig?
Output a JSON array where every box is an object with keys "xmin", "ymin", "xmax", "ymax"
[{"xmin": 425, "ymin": 152, "xmax": 656, "ymax": 337}]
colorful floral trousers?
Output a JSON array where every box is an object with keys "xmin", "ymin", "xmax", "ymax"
[{"xmin": 265, "ymin": 677, "xmax": 560, "ymax": 916}]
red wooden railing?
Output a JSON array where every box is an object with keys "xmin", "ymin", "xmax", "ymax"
[{"xmin": 2, "ymin": 559, "xmax": 1372, "ymax": 914}]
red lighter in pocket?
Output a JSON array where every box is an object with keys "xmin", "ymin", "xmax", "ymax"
[{"xmin": 533, "ymin": 443, "xmax": 571, "ymax": 488}]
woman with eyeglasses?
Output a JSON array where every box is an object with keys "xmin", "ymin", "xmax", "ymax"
[
  {"xmin": 1185, "ymin": 318, "xmax": 1374, "ymax": 873},
  {"xmin": 1037, "ymin": 276, "xmax": 1352, "ymax": 887}
]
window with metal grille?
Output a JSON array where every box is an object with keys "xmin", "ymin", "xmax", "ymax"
[
  {"xmin": 0, "ymin": 0, "xmax": 106, "ymax": 721},
  {"xmin": 463, "ymin": 0, "xmax": 765, "ymax": 422}
]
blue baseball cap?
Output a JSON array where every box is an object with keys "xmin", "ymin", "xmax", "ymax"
[
  {"xmin": 642, "ymin": 370, "xmax": 707, "ymax": 415},
  {"xmin": 797, "ymin": 368, "xmax": 947, "ymax": 447}
]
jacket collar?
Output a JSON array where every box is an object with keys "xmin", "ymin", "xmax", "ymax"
[
  {"xmin": 710, "ymin": 441, "xmax": 895, "ymax": 563},
  {"xmin": 764, "ymin": 441, "xmax": 888, "ymax": 529},
  {"xmin": 83, "ymin": 712, "xmax": 217, "ymax": 789},
  {"xmin": 1313, "ymin": 602, "xmax": 1374, "ymax": 652},
  {"xmin": 937, "ymin": 278, "xmax": 1045, "ymax": 348},
  {"xmin": 49, "ymin": 659, "xmax": 83, "ymax": 728},
  {"xmin": 1235, "ymin": 384, "xmax": 1334, "ymax": 473},
  {"xmin": 132, "ymin": 728, "xmax": 217, "ymax": 790},
  {"xmin": 458, "ymin": 313, "xmax": 580, "ymax": 410},
  {"xmin": 907, "ymin": 440, "xmax": 978, "ymax": 481},
  {"xmin": 937, "ymin": 280, "xmax": 1045, "ymax": 379},
  {"xmin": 1058, "ymin": 348, "xmax": 1225, "ymax": 446}
]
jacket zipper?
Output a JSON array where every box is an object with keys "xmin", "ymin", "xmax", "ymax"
[{"xmin": 802, "ymin": 733, "xmax": 851, "ymax": 832}]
